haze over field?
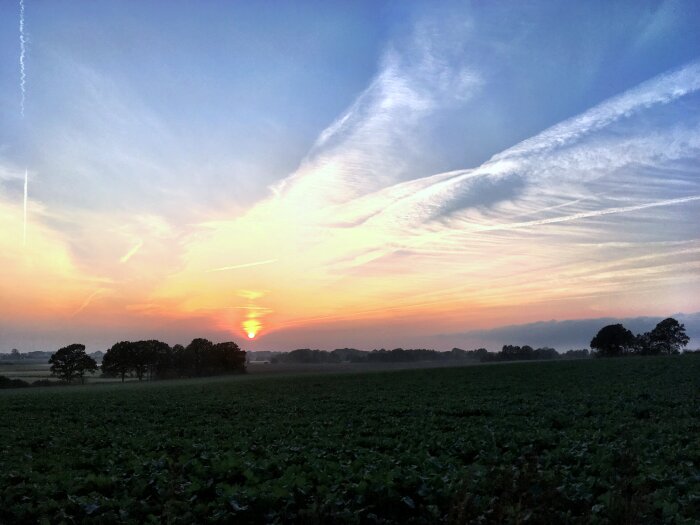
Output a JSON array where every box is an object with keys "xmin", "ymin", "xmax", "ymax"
[{"xmin": 1, "ymin": 1, "xmax": 699, "ymax": 351}]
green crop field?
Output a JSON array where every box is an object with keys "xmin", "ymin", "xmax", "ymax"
[{"xmin": 1, "ymin": 356, "xmax": 699, "ymax": 524}]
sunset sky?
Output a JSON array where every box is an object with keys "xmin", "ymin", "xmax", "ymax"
[{"xmin": 1, "ymin": 1, "xmax": 699, "ymax": 352}]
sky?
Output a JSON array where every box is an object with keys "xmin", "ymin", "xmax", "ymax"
[{"xmin": 1, "ymin": 0, "xmax": 699, "ymax": 352}]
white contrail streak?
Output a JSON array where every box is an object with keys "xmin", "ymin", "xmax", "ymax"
[
  {"xmin": 19, "ymin": 0, "xmax": 26, "ymax": 118},
  {"xmin": 22, "ymin": 169, "xmax": 27, "ymax": 246},
  {"xmin": 72, "ymin": 289, "xmax": 104, "ymax": 317},
  {"xmin": 119, "ymin": 240, "xmax": 143, "ymax": 263},
  {"xmin": 343, "ymin": 195, "xmax": 700, "ymax": 271},
  {"xmin": 20, "ymin": 1, "xmax": 28, "ymax": 248},
  {"xmin": 206, "ymin": 259, "xmax": 278, "ymax": 273},
  {"xmin": 473, "ymin": 195, "xmax": 700, "ymax": 233}
]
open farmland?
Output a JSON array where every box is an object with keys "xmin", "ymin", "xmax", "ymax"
[{"xmin": 1, "ymin": 357, "xmax": 699, "ymax": 523}]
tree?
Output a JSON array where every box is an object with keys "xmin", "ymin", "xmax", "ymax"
[
  {"xmin": 212, "ymin": 341, "xmax": 246, "ymax": 374},
  {"xmin": 185, "ymin": 338, "xmax": 214, "ymax": 376},
  {"xmin": 634, "ymin": 332, "xmax": 654, "ymax": 355},
  {"xmin": 129, "ymin": 341, "xmax": 155, "ymax": 381},
  {"xmin": 49, "ymin": 344, "xmax": 97, "ymax": 384},
  {"xmin": 101, "ymin": 341, "xmax": 134, "ymax": 382},
  {"xmin": 590, "ymin": 324, "xmax": 636, "ymax": 357},
  {"xmin": 148, "ymin": 340, "xmax": 175, "ymax": 379},
  {"xmin": 648, "ymin": 318, "xmax": 689, "ymax": 355}
]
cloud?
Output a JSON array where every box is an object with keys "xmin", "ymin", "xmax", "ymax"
[
  {"xmin": 148, "ymin": 36, "xmax": 700, "ymax": 347},
  {"xmin": 438, "ymin": 312, "xmax": 700, "ymax": 350},
  {"xmin": 3, "ymin": 7, "xmax": 699, "ymax": 350},
  {"xmin": 272, "ymin": 29, "xmax": 482, "ymax": 211}
]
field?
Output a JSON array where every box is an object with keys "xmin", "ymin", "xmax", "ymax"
[
  {"xmin": 1, "ymin": 357, "xmax": 699, "ymax": 523},
  {"xmin": 0, "ymin": 358, "xmax": 482, "ymax": 384}
]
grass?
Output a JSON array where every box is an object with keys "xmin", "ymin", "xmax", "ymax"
[{"xmin": 1, "ymin": 356, "xmax": 699, "ymax": 523}]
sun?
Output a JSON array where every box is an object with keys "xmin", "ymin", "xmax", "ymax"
[{"xmin": 242, "ymin": 319, "xmax": 261, "ymax": 340}]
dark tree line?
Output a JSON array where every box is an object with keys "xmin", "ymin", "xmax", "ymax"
[
  {"xmin": 591, "ymin": 318, "xmax": 689, "ymax": 357},
  {"xmin": 481, "ymin": 345, "xmax": 563, "ymax": 362},
  {"xmin": 268, "ymin": 346, "xmax": 585, "ymax": 364},
  {"xmin": 270, "ymin": 347, "xmax": 494, "ymax": 364},
  {"xmin": 101, "ymin": 338, "xmax": 246, "ymax": 381},
  {"xmin": 263, "ymin": 318, "xmax": 691, "ymax": 365},
  {"xmin": 37, "ymin": 338, "xmax": 246, "ymax": 384}
]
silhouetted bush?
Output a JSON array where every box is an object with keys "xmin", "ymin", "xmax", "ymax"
[
  {"xmin": 0, "ymin": 376, "xmax": 29, "ymax": 389},
  {"xmin": 31, "ymin": 379, "xmax": 58, "ymax": 387}
]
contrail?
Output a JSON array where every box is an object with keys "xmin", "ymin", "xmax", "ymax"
[
  {"xmin": 19, "ymin": 0, "xmax": 26, "ymax": 118},
  {"xmin": 206, "ymin": 259, "xmax": 277, "ymax": 273},
  {"xmin": 119, "ymin": 240, "xmax": 143, "ymax": 263},
  {"xmin": 20, "ymin": 0, "xmax": 28, "ymax": 247},
  {"xmin": 72, "ymin": 289, "xmax": 104, "ymax": 317},
  {"xmin": 22, "ymin": 169, "xmax": 27, "ymax": 246},
  {"xmin": 473, "ymin": 195, "xmax": 700, "ymax": 233}
]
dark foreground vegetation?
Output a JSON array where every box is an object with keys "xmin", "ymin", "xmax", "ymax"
[{"xmin": 1, "ymin": 356, "xmax": 699, "ymax": 523}]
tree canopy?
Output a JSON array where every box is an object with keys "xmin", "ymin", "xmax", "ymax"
[
  {"xmin": 636, "ymin": 318, "xmax": 690, "ymax": 355},
  {"xmin": 590, "ymin": 324, "xmax": 636, "ymax": 357},
  {"xmin": 49, "ymin": 344, "xmax": 98, "ymax": 384},
  {"xmin": 100, "ymin": 338, "xmax": 246, "ymax": 381}
]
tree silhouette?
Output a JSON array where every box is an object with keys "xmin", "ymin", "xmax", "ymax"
[
  {"xmin": 184, "ymin": 338, "xmax": 213, "ymax": 376},
  {"xmin": 49, "ymin": 344, "xmax": 97, "ymax": 384},
  {"xmin": 101, "ymin": 341, "xmax": 134, "ymax": 382},
  {"xmin": 212, "ymin": 341, "xmax": 246, "ymax": 374},
  {"xmin": 590, "ymin": 324, "xmax": 636, "ymax": 357},
  {"xmin": 648, "ymin": 318, "xmax": 689, "ymax": 355}
]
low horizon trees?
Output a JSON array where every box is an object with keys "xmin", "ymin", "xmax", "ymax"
[
  {"xmin": 101, "ymin": 341, "xmax": 133, "ymax": 382},
  {"xmin": 646, "ymin": 318, "xmax": 689, "ymax": 355},
  {"xmin": 49, "ymin": 344, "xmax": 97, "ymax": 384},
  {"xmin": 100, "ymin": 338, "xmax": 246, "ymax": 381},
  {"xmin": 592, "ymin": 318, "xmax": 689, "ymax": 357}
]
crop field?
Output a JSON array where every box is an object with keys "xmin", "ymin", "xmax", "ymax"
[
  {"xmin": 0, "ymin": 358, "xmax": 481, "ymax": 384},
  {"xmin": 1, "ymin": 356, "xmax": 699, "ymax": 524}
]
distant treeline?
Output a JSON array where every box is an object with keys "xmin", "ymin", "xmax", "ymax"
[
  {"xmin": 100, "ymin": 338, "xmax": 246, "ymax": 382},
  {"xmin": 263, "ymin": 317, "xmax": 692, "ymax": 364},
  {"xmin": 266, "ymin": 346, "xmax": 591, "ymax": 364},
  {"xmin": 0, "ymin": 338, "xmax": 245, "ymax": 389},
  {"xmin": 0, "ymin": 376, "xmax": 57, "ymax": 390},
  {"xmin": 0, "ymin": 349, "xmax": 104, "ymax": 361}
]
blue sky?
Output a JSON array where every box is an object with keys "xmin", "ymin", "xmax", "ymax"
[{"xmin": 1, "ymin": 1, "xmax": 699, "ymax": 351}]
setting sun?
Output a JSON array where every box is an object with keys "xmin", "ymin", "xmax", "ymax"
[{"xmin": 242, "ymin": 319, "xmax": 261, "ymax": 340}]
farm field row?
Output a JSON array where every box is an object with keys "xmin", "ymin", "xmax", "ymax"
[{"xmin": 1, "ymin": 356, "xmax": 699, "ymax": 523}]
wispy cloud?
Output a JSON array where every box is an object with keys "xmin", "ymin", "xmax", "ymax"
[
  {"xmin": 3, "ymin": 5, "xmax": 699, "ymax": 350},
  {"xmin": 206, "ymin": 259, "xmax": 278, "ymax": 273},
  {"xmin": 273, "ymin": 30, "xmax": 482, "ymax": 211}
]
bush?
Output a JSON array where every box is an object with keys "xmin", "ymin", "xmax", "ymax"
[
  {"xmin": 0, "ymin": 376, "xmax": 30, "ymax": 389},
  {"xmin": 31, "ymin": 379, "xmax": 58, "ymax": 387}
]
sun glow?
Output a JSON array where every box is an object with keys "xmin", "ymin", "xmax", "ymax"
[{"xmin": 242, "ymin": 319, "xmax": 261, "ymax": 340}]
